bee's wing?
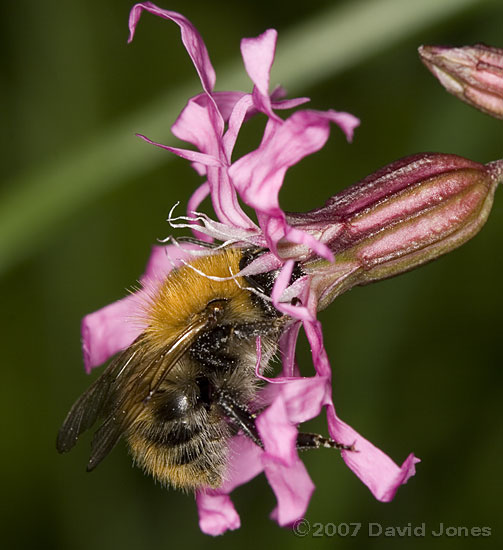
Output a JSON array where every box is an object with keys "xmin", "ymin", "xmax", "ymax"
[
  {"xmin": 56, "ymin": 337, "xmax": 148, "ymax": 454},
  {"xmin": 86, "ymin": 314, "xmax": 213, "ymax": 472}
]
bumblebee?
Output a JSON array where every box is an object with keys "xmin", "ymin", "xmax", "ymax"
[{"xmin": 57, "ymin": 247, "xmax": 351, "ymax": 491}]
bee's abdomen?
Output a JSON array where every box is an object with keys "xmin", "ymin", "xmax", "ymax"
[
  {"xmin": 127, "ymin": 410, "xmax": 228, "ymax": 491},
  {"xmin": 144, "ymin": 421, "xmax": 202, "ymax": 447}
]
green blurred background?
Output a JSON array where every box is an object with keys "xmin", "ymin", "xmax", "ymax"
[{"xmin": 1, "ymin": 0, "xmax": 502, "ymax": 548}]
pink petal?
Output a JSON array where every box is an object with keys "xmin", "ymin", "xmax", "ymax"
[
  {"xmin": 187, "ymin": 182, "xmax": 210, "ymax": 213},
  {"xmin": 81, "ymin": 293, "xmax": 146, "ymax": 373},
  {"xmin": 257, "ymin": 395, "xmax": 297, "ymax": 463},
  {"xmin": 230, "ymin": 110, "xmax": 358, "ymax": 259},
  {"xmin": 283, "ymin": 223, "xmax": 334, "ymax": 261},
  {"xmin": 258, "ymin": 83, "xmax": 311, "ymax": 112},
  {"xmin": 212, "ymin": 91, "xmax": 248, "ymax": 122},
  {"xmin": 258, "ymin": 210, "xmax": 334, "ymax": 262},
  {"xmin": 257, "ymin": 394, "xmax": 315, "ymax": 526},
  {"xmin": 171, "ymin": 90, "xmax": 263, "ymax": 161},
  {"xmin": 129, "ymin": 7, "xmax": 226, "ymax": 176},
  {"xmin": 272, "ymin": 97, "xmax": 311, "ymax": 110},
  {"xmin": 168, "ymin": 95, "xmax": 254, "ymax": 230},
  {"xmin": 237, "ymin": 250, "xmax": 283, "ymax": 277},
  {"xmin": 280, "ymin": 328, "xmax": 420, "ymax": 502},
  {"xmin": 271, "ymin": 261, "xmax": 315, "ymax": 321},
  {"xmin": 269, "ymin": 85, "xmax": 288, "ymax": 101},
  {"xmin": 137, "ymin": 133, "xmax": 222, "ymax": 167},
  {"xmin": 231, "ymin": 110, "xmax": 352, "ymax": 212},
  {"xmin": 82, "ymin": 244, "xmax": 198, "ymax": 372},
  {"xmin": 222, "ymin": 435, "xmax": 265, "ymax": 492},
  {"xmin": 207, "ymin": 166, "xmax": 257, "ymax": 229},
  {"xmin": 278, "ymin": 375, "xmax": 332, "ymax": 423},
  {"xmin": 302, "ymin": 318, "xmax": 332, "ymax": 377},
  {"xmin": 241, "ymin": 29, "xmax": 278, "ymax": 118},
  {"xmin": 128, "ymin": 6, "xmax": 261, "ymax": 233},
  {"xmin": 195, "ymin": 435, "xmax": 264, "ymax": 536},
  {"xmin": 191, "ymin": 162, "xmax": 207, "ymax": 177},
  {"xmin": 222, "ymin": 94, "xmax": 254, "ymax": 160},
  {"xmin": 219, "ymin": 89, "xmax": 310, "ymax": 160},
  {"xmin": 270, "ymin": 259, "xmax": 294, "ymax": 300},
  {"xmin": 278, "ymin": 322, "xmax": 301, "ymax": 377},
  {"xmin": 318, "ymin": 109, "xmax": 360, "ymax": 143},
  {"xmin": 241, "ymin": 29, "xmax": 277, "ymax": 98},
  {"xmin": 128, "ymin": 3, "xmax": 216, "ymax": 94},
  {"xmin": 326, "ymin": 405, "xmax": 420, "ymax": 502},
  {"xmin": 195, "ymin": 492, "xmax": 240, "ymax": 536},
  {"xmin": 187, "ymin": 182, "xmax": 212, "ymax": 242},
  {"xmin": 171, "ymin": 94, "xmax": 224, "ymax": 156},
  {"xmin": 266, "ymin": 459, "xmax": 315, "ymax": 527}
]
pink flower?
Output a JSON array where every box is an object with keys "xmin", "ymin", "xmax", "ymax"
[
  {"xmin": 76, "ymin": 2, "xmax": 503, "ymax": 536},
  {"xmin": 84, "ymin": 3, "xmax": 419, "ymax": 534},
  {"xmin": 73, "ymin": 2, "xmax": 503, "ymax": 537},
  {"xmin": 419, "ymin": 43, "xmax": 503, "ymax": 120}
]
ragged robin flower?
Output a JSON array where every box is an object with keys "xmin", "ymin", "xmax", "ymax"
[{"xmin": 66, "ymin": 1, "xmax": 503, "ymax": 537}]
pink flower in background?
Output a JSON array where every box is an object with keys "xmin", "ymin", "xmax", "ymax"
[
  {"xmin": 81, "ymin": 1, "xmax": 503, "ymax": 537},
  {"xmin": 419, "ymin": 43, "xmax": 503, "ymax": 120}
]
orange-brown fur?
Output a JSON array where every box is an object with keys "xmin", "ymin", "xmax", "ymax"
[{"xmin": 143, "ymin": 248, "xmax": 259, "ymax": 349}]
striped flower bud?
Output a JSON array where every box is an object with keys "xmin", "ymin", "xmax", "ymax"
[
  {"xmin": 419, "ymin": 44, "xmax": 503, "ymax": 120},
  {"xmin": 286, "ymin": 153, "xmax": 503, "ymax": 309}
]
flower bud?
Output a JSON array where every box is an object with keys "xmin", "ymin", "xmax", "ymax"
[
  {"xmin": 286, "ymin": 153, "xmax": 502, "ymax": 309},
  {"xmin": 419, "ymin": 44, "xmax": 503, "ymax": 120}
]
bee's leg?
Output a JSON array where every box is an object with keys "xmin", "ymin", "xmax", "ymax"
[
  {"xmin": 216, "ymin": 390, "xmax": 264, "ymax": 448},
  {"xmin": 217, "ymin": 390, "xmax": 356, "ymax": 453},
  {"xmin": 296, "ymin": 432, "xmax": 356, "ymax": 452}
]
